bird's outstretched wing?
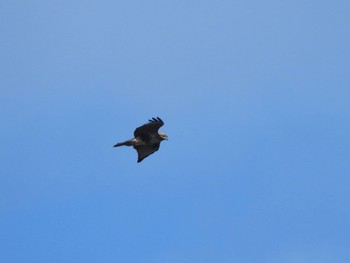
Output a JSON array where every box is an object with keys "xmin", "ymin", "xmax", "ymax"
[
  {"xmin": 134, "ymin": 117, "xmax": 164, "ymax": 138},
  {"xmin": 134, "ymin": 143, "xmax": 160, "ymax": 163}
]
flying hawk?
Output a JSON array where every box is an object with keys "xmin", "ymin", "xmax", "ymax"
[{"xmin": 113, "ymin": 117, "xmax": 168, "ymax": 162}]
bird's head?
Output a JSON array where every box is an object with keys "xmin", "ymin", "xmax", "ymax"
[{"xmin": 159, "ymin": 132, "xmax": 168, "ymax": 141}]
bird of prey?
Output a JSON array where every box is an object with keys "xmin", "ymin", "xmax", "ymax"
[{"xmin": 113, "ymin": 117, "xmax": 168, "ymax": 163}]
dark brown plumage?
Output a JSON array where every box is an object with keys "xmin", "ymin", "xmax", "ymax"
[{"xmin": 113, "ymin": 117, "xmax": 168, "ymax": 162}]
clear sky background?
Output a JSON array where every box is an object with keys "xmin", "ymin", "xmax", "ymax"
[{"xmin": 1, "ymin": 1, "xmax": 349, "ymax": 262}]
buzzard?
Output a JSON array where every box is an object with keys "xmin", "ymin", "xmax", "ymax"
[{"xmin": 113, "ymin": 117, "xmax": 168, "ymax": 163}]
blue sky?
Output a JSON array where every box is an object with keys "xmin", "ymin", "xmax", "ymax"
[{"xmin": 1, "ymin": 0, "xmax": 349, "ymax": 262}]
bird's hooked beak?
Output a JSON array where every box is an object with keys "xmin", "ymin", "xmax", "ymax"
[{"xmin": 159, "ymin": 132, "xmax": 168, "ymax": 141}]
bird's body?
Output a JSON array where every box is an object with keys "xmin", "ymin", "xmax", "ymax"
[{"xmin": 113, "ymin": 117, "xmax": 168, "ymax": 162}]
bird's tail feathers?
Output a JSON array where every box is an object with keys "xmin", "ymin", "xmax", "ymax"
[{"xmin": 113, "ymin": 139, "xmax": 134, "ymax": 147}]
